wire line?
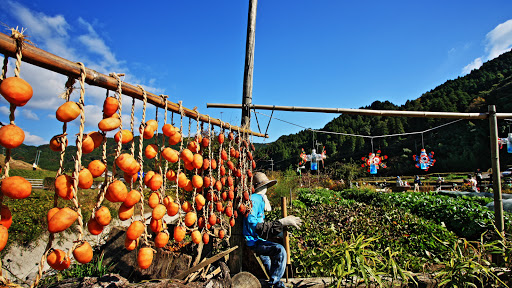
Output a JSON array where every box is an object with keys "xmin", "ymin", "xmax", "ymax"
[{"xmin": 253, "ymin": 110, "xmax": 464, "ymax": 139}]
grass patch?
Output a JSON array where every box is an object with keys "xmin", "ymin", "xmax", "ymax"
[{"xmin": 9, "ymin": 169, "xmax": 57, "ymax": 179}]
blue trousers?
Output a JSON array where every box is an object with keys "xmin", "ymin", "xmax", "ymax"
[{"xmin": 250, "ymin": 240, "xmax": 286, "ymax": 288}]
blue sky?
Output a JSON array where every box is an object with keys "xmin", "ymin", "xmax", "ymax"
[{"xmin": 0, "ymin": 0, "xmax": 511, "ymax": 146}]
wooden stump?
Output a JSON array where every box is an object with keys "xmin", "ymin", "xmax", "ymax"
[
  {"xmin": 102, "ymin": 226, "xmax": 192, "ymax": 282},
  {"xmin": 231, "ymin": 272, "xmax": 261, "ymax": 288}
]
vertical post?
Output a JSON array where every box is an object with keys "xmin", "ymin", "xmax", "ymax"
[
  {"xmin": 281, "ymin": 197, "xmax": 291, "ymax": 282},
  {"xmin": 229, "ymin": 0, "xmax": 258, "ymax": 274},
  {"xmin": 241, "ymin": 0, "xmax": 258, "ymax": 128},
  {"xmin": 290, "ymin": 188, "xmax": 292, "ymax": 208},
  {"xmin": 489, "ymin": 105, "xmax": 504, "ymax": 236}
]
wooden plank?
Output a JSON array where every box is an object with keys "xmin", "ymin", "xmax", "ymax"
[
  {"xmin": 0, "ymin": 32, "xmax": 267, "ymax": 138},
  {"xmin": 174, "ymin": 245, "xmax": 238, "ymax": 280}
]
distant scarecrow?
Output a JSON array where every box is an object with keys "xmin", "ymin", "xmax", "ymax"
[
  {"xmin": 413, "ymin": 149, "xmax": 436, "ymax": 171},
  {"xmin": 299, "ymin": 147, "xmax": 327, "ymax": 171},
  {"xmin": 361, "ymin": 150, "xmax": 387, "ymax": 174}
]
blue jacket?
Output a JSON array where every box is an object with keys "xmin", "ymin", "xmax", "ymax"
[{"xmin": 243, "ymin": 193, "xmax": 265, "ymax": 246}]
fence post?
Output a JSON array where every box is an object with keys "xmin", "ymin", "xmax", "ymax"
[
  {"xmin": 281, "ymin": 197, "xmax": 291, "ymax": 281},
  {"xmin": 489, "ymin": 105, "xmax": 504, "ymax": 236}
]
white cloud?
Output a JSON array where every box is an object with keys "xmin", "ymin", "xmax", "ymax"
[
  {"xmin": 77, "ymin": 17, "xmax": 121, "ymax": 72},
  {"xmin": 83, "ymin": 104, "xmax": 103, "ymax": 130},
  {"xmin": 0, "ymin": 106, "xmax": 9, "ymax": 116},
  {"xmin": 20, "ymin": 109, "xmax": 39, "ymax": 120},
  {"xmin": 2, "ymin": 2, "xmax": 171, "ymax": 144},
  {"xmin": 23, "ymin": 131, "xmax": 46, "ymax": 146},
  {"xmin": 462, "ymin": 57, "xmax": 483, "ymax": 75},
  {"xmin": 486, "ymin": 19, "xmax": 512, "ymax": 59},
  {"xmin": 463, "ymin": 19, "xmax": 512, "ymax": 74},
  {"xmin": 5, "ymin": 0, "xmax": 74, "ymax": 60}
]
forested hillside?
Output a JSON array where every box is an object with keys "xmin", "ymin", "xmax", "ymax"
[{"xmin": 255, "ymin": 50, "xmax": 512, "ymax": 176}]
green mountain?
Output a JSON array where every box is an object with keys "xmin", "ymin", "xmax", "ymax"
[{"xmin": 254, "ymin": 50, "xmax": 512, "ymax": 176}]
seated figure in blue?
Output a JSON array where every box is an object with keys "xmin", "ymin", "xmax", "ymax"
[{"xmin": 243, "ymin": 172, "xmax": 302, "ymax": 288}]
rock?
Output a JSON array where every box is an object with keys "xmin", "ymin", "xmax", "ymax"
[{"xmin": 46, "ymin": 273, "xmax": 129, "ymax": 288}]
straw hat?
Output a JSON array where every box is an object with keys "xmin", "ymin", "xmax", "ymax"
[{"xmin": 253, "ymin": 172, "xmax": 277, "ymax": 192}]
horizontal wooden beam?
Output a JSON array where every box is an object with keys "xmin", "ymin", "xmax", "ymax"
[
  {"xmin": 207, "ymin": 103, "xmax": 512, "ymax": 120},
  {"xmin": 0, "ymin": 32, "xmax": 267, "ymax": 138}
]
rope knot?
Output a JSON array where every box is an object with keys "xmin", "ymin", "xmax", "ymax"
[
  {"xmin": 9, "ymin": 26, "xmax": 33, "ymax": 47},
  {"xmin": 178, "ymin": 101, "xmax": 184, "ymax": 115}
]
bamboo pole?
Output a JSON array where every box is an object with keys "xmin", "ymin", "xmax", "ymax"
[
  {"xmin": 0, "ymin": 32, "xmax": 266, "ymax": 138},
  {"xmin": 489, "ymin": 105, "xmax": 504, "ymax": 235},
  {"xmin": 281, "ymin": 196, "xmax": 291, "ymax": 282},
  {"xmin": 207, "ymin": 103, "xmax": 512, "ymax": 120}
]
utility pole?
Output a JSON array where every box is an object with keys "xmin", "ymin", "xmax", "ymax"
[
  {"xmin": 315, "ymin": 140, "xmax": 322, "ymax": 151},
  {"xmin": 270, "ymin": 158, "xmax": 274, "ymax": 172},
  {"xmin": 230, "ymin": 0, "xmax": 258, "ymax": 274}
]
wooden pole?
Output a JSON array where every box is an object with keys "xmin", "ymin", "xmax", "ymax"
[
  {"xmin": 207, "ymin": 103, "xmax": 512, "ymax": 120},
  {"xmin": 0, "ymin": 32, "xmax": 266, "ymax": 138},
  {"xmin": 241, "ymin": 0, "xmax": 258, "ymax": 128},
  {"xmin": 281, "ymin": 197, "xmax": 291, "ymax": 282},
  {"xmin": 489, "ymin": 105, "xmax": 504, "ymax": 236},
  {"xmin": 229, "ymin": 0, "xmax": 258, "ymax": 274}
]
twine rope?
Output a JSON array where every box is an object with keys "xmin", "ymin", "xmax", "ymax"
[
  {"xmin": 68, "ymin": 62, "xmax": 87, "ymax": 258},
  {"xmin": 0, "ymin": 29, "xmax": 27, "ymax": 180},
  {"xmin": 160, "ymin": 95, "xmax": 169, "ymax": 202},
  {"xmin": 109, "ymin": 73, "xmax": 124, "ymax": 179},
  {"xmin": 93, "ymin": 89, "xmax": 111, "ymax": 216},
  {"xmin": 10, "ymin": 27, "xmax": 26, "ymax": 78},
  {"xmin": 175, "ymin": 101, "xmax": 184, "ymax": 227},
  {"xmin": 206, "ymin": 117, "xmax": 213, "ymax": 235},
  {"xmin": 136, "ymin": 85, "xmax": 149, "ymax": 245},
  {"xmin": 191, "ymin": 112, "xmax": 201, "ymax": 213},
  {"xmin": 0, "ymin": 54, "xmax": 7, "ymax": 82},
  {"xmin": 130, "ymin": 98, "xmax": 136, "ymax": 158},
  {"xmin": 154, "ymin": 104, "xmax": 161, "ymax": 174}
]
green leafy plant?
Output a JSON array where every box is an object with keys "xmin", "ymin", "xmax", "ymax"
[
  {"xmin": 306, "ymin": 234, "xmax": 385, "ymax": 287},
  {"xmin": 37, "ymin": 252, "xmax": 114, "ymax": 287},
  {"xmin": 339, "ymin": 188, "xmax": 512, "ymax": 240},
  {"xmin": 434, "ymin": 234, "xmax": 507, "ymax": 287},
  {"xmin": 278, "ymin": 188, "xmax": 458, "ymax": 275}
]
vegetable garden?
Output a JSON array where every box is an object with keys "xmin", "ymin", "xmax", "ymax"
[{"xmin": 263, "ymin": 175, "xmax": 512, "ymax": 287}]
